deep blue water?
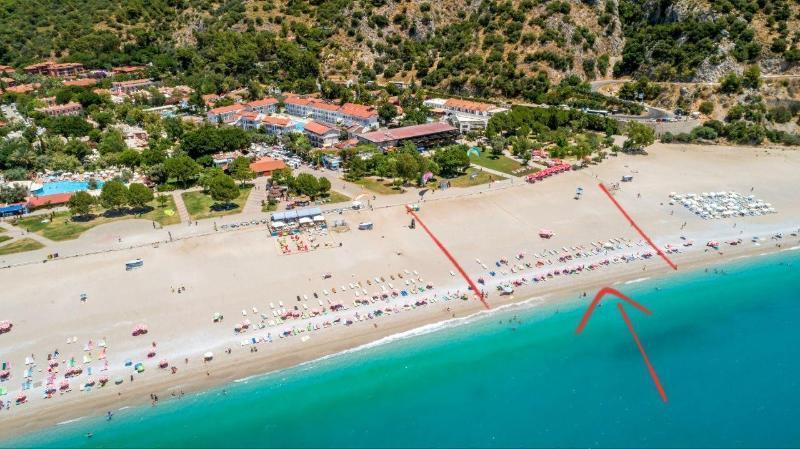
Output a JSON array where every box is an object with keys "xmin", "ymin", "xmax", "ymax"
[{"xmin": 6, "ymin": 250, "xmax": 800, "ymax": 448}]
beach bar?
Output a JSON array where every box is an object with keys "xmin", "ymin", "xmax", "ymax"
[{"xmin": 270, "ymin": 207, "xmax": 326, "ymax": 234}]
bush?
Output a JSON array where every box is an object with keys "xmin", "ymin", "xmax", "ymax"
[
  {"xmin": 689, "ymin": 126, "xmax": 718, "ymax": 140},
  {"xmin": 698, "ymin": 101, "xmax": 714, "ymax": 115},
  {"xmin": 768, "ymin": 106, "xmax": 792, "ymax": 124}
]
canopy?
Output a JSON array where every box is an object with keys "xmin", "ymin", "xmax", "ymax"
[
  {"xmin": 313, "ymin": 215, "xmax": 325, "ymax": 222},
  {"xmin": 272, "ymin": 221, "xmax": 286, "ymax": 228},
  {"xmin": 271, "ymin": 207, "xmax": 322, "ymax": 222},
  {"xmin": 298, "ymin": 217, "xmax": 313, "ymax": 224}
]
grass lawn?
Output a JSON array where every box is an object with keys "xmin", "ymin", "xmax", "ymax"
[
  {"xmin": 0, "ymin": 235, "xmax": 11, "ymax": 244},
  {"xmin": 15, "ymin": 196, "xmax": 180, "ymax": 241},
  {"xmin": 354, "ymin": 177, "xmax": 404, "ymax": 195},
  {"xmin": 0, "ymin": 238, "xmax": 45, "ymax": 255},
  {"xmin": 325, "ymin": 190, "xmax": 351, "ymax": 204},
  {"xmin": 469, "ymin": 153, "xmax": 536, "ymax": 176},
  {"xmin": 182, "ymin": 186, "xmax": 253, "ymax": 220},
  {"xmin": 448, "ymin": 168, "xmax": 506, "ymax": 188}
]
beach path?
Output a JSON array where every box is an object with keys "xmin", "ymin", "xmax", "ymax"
[
  {"xmin": 171, "ymin": 190, "xmax": 191, "ymax": 224},
  {"xmin": 242, "ymin": 177, "xmax": 270, "ymax": 214}
]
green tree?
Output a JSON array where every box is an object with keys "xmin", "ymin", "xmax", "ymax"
[
  {"xmin": 46, "ymin": 116, "xmax": 92, "ymax": 137},
  {"xmin": 742, "ymin": 65, "xmax": 761, "ymax": 89},
  {"xmin": 489, "ymin": 135, "xmax": 506, "ymax": 157},
  {"xmin": 97, "ymin": 130, "xmax": 127, "ymax": 154},
  {"xmin": 164, "ymin": 155, "xmax": 201, "ymax": 187},
  {"xmin": 719, "ymin": 73, "xmax": 742, "ymax": 94},
  {"xmin": 117, "ymin": 149, "xmax": 141, "ymax": 169},
  {"xmin": 99, "ymin": 181, "xmax": 129, "ymax": 212},
  {"xmin": 623, "ymin": 122, "xmax": 655, "ymax": 152},
  {"xmin": 0, "ymin": 184, "xmax": 29, "ymax": 204},
  {"xmin": 48, "ymin": 153, "xmax": 81, "ymax": 172},
  {"xmin": 207, "ymin": 173, "xmax": 239, "ymax": 204},
  {"xmin": 378, "ymin": 102, "xmax": 398, "ymax": 123},
  {"xmin": 127, "ymin": 183, "xmax": 154, "ymax": 209},
  {"xmin": 229, "ymin": 156, "xmax": 255, "ymax": 186},
  {"xmin": 294, "ymin": 173, "xmax": 320, "ymax": 198},
  {"xmin": 395, "ymin": 152, "xmax": 420, "ymax": 183},
  {"xmin": 433, "ymin": 145, "xmax": 471, "ymax": 177},
  {"xmin": 318, "ymin": 176, "xmax": 331, "ymax": 195},
  {"xmin": 157, "ymin": 194, "xmax": 169, "ymax": 208},
  {"xmin": 64, "ymin": 139, "xmax": 90, "ymax": 161},
  {"xmin": 67, "ymin": 191, "xmax": 95, "ymax": 217}
]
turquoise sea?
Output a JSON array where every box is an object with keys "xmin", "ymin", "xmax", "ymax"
[{"xmin": 6, "ymin": 250, "xmax": 800, "ymax": 448}]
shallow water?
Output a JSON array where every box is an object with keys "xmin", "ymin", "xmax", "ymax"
[{"xmin": 7, "ymin": 251, "xmax": 800, "ymax": 448}]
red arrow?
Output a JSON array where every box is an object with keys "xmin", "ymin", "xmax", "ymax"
[{"xmin": 576, "ymin": 287, "xmax": 668, "ymax": 403}]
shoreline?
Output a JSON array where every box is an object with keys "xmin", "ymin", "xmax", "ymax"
[{"xmin": 2, "ymin": 238, "xmax": 795, "ymax": 442}]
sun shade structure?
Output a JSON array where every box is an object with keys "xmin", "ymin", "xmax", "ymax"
[{"xmin": 271, "ymin": 207, "xmax": 322, "ymax": 222}]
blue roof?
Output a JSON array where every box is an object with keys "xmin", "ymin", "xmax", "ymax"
[
  {"xmin": 271, "ymin": 206, "xmax": 322, "ymax": 221},
  {"xmin": 0, "ymin": 204, "xmax": 26, "ymax": 214}
]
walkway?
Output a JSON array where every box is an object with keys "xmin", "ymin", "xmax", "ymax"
[
  {"xmin": 171, "ymin": 191, "xmax": 191, "ymax": 224},
  {"xmin": 242, "ymin": 177, "xmax": 270, "ymax": 214}
]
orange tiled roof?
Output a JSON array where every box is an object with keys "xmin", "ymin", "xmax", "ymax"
[
  {"xmin": 249, "ymin": 158, "xmax": 287, "ymax": 173},
  {"xmin": 304, "ymin": 120, "xmax": 333, "ymax": 135}
]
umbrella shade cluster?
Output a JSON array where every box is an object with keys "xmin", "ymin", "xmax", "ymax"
[
  {"xmin": 526, "ymin": 164, "xmax": 571, "ymax": 183},
  {"xmin": 670, "ymin": 192, "xmax": 776, "ymax": 219},
  {"xmin": 0, "ymin": 320, "xmax": 12, "ymax": 334}
]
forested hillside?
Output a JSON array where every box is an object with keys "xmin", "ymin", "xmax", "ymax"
[{"xmin": 1, "ymin": 0, "xmax": 798, "ymax": 100}]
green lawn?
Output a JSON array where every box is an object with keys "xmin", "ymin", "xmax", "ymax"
[
  {"xmin": 0, "ymin": 238, "xmax": 45, "ymax": 255},
  {"xmin": 325, "ymin": 190, "xmax": 351, "ymax": 204},
  {"xmin": 0, "ymin": 235, "xmax": 11, "ymax": 244},
  {"xmin": 448, "ymin": 168, "xmax": 505, "ymax": 188},
  {"xmin": 16, "ymin": 196, "xmax": 180, "ymax": 241},
  {"xmin": 469, "ymin": 153, "xmax": 536, "ymax": 176},
  {"xmin": 182, "ymin": 186, "xmax": 253, "ymax": 220},
  {"xmin": 354, "ymin": 177, "xmax": 404, "ymax": 195}
]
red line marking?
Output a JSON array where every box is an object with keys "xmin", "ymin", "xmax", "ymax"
[
  {"xmin": 617, "ymin": 302, "xmax": 669, "ymax": 402},
  {"xmin": 598, "ymin": 183, "xmax": 678, "ymax": 270},
  {"xmin": 575, "ymin": 286, "xmax": 651, "ymax": 335},
  {"xmin": 406, "ymin": 207, "xmax": 490, "ymax": 309}
]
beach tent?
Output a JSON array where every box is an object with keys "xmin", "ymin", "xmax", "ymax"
[
  {"xmin": 298, "ymin": 217, "xmax": 313, "ymax": 225},
  {"xmin": 313, "ymin": 215, "xmax": 325, "ymax": 222}
]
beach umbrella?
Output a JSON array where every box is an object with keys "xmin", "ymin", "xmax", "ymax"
[{"xmin": 204, "ymin": 352, "xmax": 214, "ymax": 361}]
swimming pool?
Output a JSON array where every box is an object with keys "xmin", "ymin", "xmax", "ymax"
[{"xmin": 32, "ymin": 180, "xmax": 105, "ymax": 196}]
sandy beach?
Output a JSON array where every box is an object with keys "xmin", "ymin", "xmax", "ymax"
[{"xmin": 1, "ymin": 143, "xmax": 799, "ymax": 440}]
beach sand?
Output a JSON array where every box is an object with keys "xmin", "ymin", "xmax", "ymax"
[{"xmin": 0, "ymin": 143, "xmax": 799, "ymax": 439}]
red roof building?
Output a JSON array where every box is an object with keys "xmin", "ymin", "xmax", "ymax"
[
  {"xmin": 357, "ymin": 122, "xmax": 458, "ymax": 150},
  {"xmin": 303, "ymin": 121, "xmax": 339, "ymax": 148},
  {"xmin": 36, "ymin": 102, "xmax": 83, "ymax": 117},
  {"xmin": 245, "ymin": 97, "xmax": 278, "ymax": 114},
  {"xmin": 111, "ymin": 79, "xmax": 154, "ymax": 95},
  {"xmin": 3, "ymin": 83, "xmax": 40, "ymax": 94},
  {"xmin": 24, "ymin": 61, "xmax": 85, "ymax": 78},
  {"xmin": 27, "ymin": 193, "xmax": 74, "ymax": 209},
  {"xmin": 249, "ymin": 158, "xmax": 287, "ymax": 177},
  {"xmin": 112, "ymin": 66, "xmax": 146, "ymax": 75}
]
